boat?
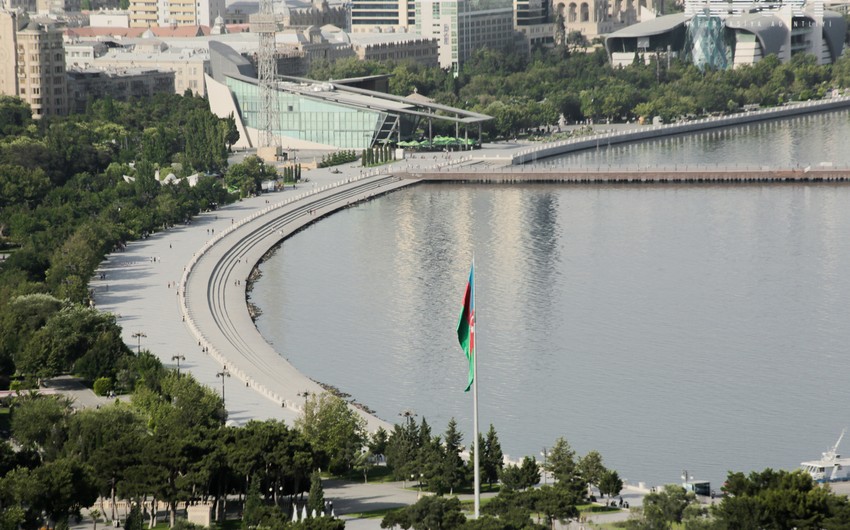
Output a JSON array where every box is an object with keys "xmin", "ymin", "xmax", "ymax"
[{"xmin": 801, "ymin": 429, "xmax": 850, "ymax": 483}]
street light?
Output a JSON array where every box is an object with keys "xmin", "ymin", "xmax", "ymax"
[
  {"xmin": 216, "ymin": 368, "xmax": 231, "ymax": 407},
  {"xmin": 399, "ymin": 409, "xmax": 417, "ymax": 421},
  {"xmin": 132, "ymin": 331, "xmax": 147, "ymax": 354},
  {"xmin": 541, "ymin": 447, "xmax": 548, "ymax": 485},
  {"xmin": 171, "ymin": 354, "xmax": 185, "ymax": 376}
]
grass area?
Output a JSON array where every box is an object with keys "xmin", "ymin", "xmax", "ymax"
[
  {"xmin": 339, "ymin": 465, "xmax": 396, "ymax": 484},
  {"xmin": 578, "ymin": 503, "xmax": 622, "ymax": 514},
  {"xmin": 342, "ymin": 506, "xmax": 404, "ymax": 520}
]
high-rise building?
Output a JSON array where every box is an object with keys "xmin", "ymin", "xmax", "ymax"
[
  {"xmin": 514, "ymin": 0, "xmax": 553, "ymax": 48},
  {"xmin": 128, "ymin": 0, "xmax": 225, "ymax": 27},
  {"xmin": 415, "ymin": 0, "xmax": 515, "ymax": 70},
  {"xmin": 0, "ymin": 10, "xmax": 68, "ymax": 118},
  {"xmin": 350, "ymin": 0, "xmax": 414, "ymax": 32}
]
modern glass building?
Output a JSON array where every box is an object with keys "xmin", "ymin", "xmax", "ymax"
[
  {"xmin": 206, "ymin": 43, "xmax": 490, "ymax": 150},
  {"xmin": 605, "ymin": 0, "xmax": 846, "ymax": 69},
  {"xmin": 226, "ymin": 76, "xmax": 388, "ymax": 148},
  {"xmin": 415, "ymin": 0, "xmax": 515, "ymax": 70}
]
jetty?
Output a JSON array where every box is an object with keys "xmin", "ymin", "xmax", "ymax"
[{"xmin": 401, "ymin": 166, "xmax": 850, "ymax": 184}]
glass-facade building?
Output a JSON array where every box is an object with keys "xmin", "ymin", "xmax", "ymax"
[
  {"xmin": 226, "ymin": 77, "xmax": 387, "ymax": 149},
  {"xmin": 415, "ymin": 0, "xmax": 514, "ymax": 70}
]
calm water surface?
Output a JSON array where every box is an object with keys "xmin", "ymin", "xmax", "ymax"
[{"xmin": 252, "ymin": 112, "xmax": 850, "ymax": 489}]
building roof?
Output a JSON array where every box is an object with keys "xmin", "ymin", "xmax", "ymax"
[
  {"xmin": 724, "ymin": 12, "xmax": 786, "ymax": 56},
  {"xmin": 272, "ymin": 74, "xmax": 491, "ymax": 125},
  {"xmin": 606, "ymin": 13, "xmax": 687, "ymax": 38},
  {"xmin": 64, "ymin": 25, "xmax": 210, "ymax": 39}
]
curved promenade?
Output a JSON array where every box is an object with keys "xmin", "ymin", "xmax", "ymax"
[
  {"xmin": 93, "ymin": 171, "xmax": 415, "ymax": 429},
  {"xmin": 509, "ymin": 96, "xmax": 850, "ymax": 165},
  {"xmin": 91, "ymin": 100, "xmax": 850, "ymax": 430}
]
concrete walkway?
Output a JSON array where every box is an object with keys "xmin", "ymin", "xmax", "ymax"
[{"xmin": 91, "ymin": 164, "xmax": 420, "ymax": 428}]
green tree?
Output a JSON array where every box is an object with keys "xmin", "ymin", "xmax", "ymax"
[
  {"xmin": 440, "ymin": 418, "xmax": 467, "ymax": 495},
  {"xmin": 577, "ymin": 450, "xmax": 606, "ymax": 494},
  {"xmin": 0, "ymin": 96, "xmax": 32, "ymax": 138},
  {"xmin": 307, "ymin": 470, "xmax": 325, "ymax": 517},
  {"xmin": 499, "ymin": 456, "xmax": 539, "ymax": 491},
  {"xmin": 532, "ymin": 486, "xmax": 579, "ymax": 529},
  {"xmin": 381, "ymin": 495, "xmax": 466, "ymax": 530},
  {"xmin": 631, "ymin": 484, "xmax": 703, "ymax": 529},
  {"xmin": 295, "ymin": 392, "xmax": 366, "ymax": 474},
  {"xmin": 598, "ymin": 469, "xmax": 623, "ymax": 499},
  {"xmin": 225, "ymin": 155, "xmax": 276, "ymax": 197},
  {"xmin": 2, "ymin": 457, "xmax": 99, "ymax": 529},
  {"xmin": 711, "ymin": 468, "xmax": 850, "ymax": 529},
  {"xmin": 10, "ymin": 395, "xmax": 72, "ymax": 458},
  {"xmin": 385, "ymin": 415, "xmax": 420, "ymax": 481},
  {"xmin": 482, "ymin": 424, "xmax": 504, "ymax": 490}
]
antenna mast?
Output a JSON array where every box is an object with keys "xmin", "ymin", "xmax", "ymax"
[{"xmin": 250, "ymin": 0, "xmax": 280, "ymax": 150}]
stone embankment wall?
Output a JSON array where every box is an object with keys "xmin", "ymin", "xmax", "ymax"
[
  {"xmin": 510, "ymin": 96, "xmax": 850, "ymax": 165},
  {"xmin": 406, "ymin": 168, "xmax": 850, "ymax": 183}
]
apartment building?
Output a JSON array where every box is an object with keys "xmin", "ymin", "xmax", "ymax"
[{"xmin": 0, "ymin": 10, "xmax": 68, "ymax": 118}]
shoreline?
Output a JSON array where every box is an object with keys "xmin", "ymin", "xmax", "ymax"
[{"xmin": 92, "ymin": 101, "xmax": 848, "ymax": 453}]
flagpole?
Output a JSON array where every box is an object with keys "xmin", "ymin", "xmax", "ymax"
[{"xmin": 472, "ymin": 256, "xmax": 480, "ymax": 519}]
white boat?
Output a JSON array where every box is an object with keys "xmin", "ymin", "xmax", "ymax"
[{"xmin": 801, "ymin": 429, "xmax": 850, "ymax": 483}]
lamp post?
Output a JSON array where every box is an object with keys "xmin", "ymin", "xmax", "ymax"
[
  {"xmin": 541, "ymin": 447, "xmax": 548, "ymax": 485},
  {"xmin": 171, "ymin": 354, "xmax": 185, "ymax": 376},
  {"xmin": 216, "ymin": 368, "xmax": 230, "ymax": 407},
  {"xmin": 132, "ymin": 331, "xmax": 146, "ymax": 354},
  {"xmin": 398, "ymin": 409, "xmax": 417, "ymax": 422}
]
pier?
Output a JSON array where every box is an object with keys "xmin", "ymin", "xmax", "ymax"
[{"xmin": 400, "ymin": 166, "xmax": 850, "ymax": 184}]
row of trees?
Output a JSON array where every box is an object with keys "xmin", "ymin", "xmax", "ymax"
[
  {"xmin": 381, "ymin": 467, "xmax": 850, "ymax": 530},
  {"xmin": 309, "ymin": 47, "xmax": 850, "ymax": 139},
  {"xmin": 1, "ymin": 371, "xmax": 371, "ymax": 530},
  {"xmin": 362, "ymin": 145, "xmax": 396, "ymax": 167},
  {"xmin": 0, "ymin": 93, "xmax": 265, "ymax": 386},
  {"xmin": 318, "ymin": 151, "xmax": 358, "ymax": 168}
]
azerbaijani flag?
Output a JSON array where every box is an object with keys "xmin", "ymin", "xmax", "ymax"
[{"xmin": 457, "ymin": 263, "xmax": 475, "ymax": 392}]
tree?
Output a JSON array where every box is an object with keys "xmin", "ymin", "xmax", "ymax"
[
  {"xmin": 544, "ymin": 437, "xmax": 576, "ymax": 485},
  {"xmin": 711, "ymin": 469, "xmax": 850, "ymax": 529},
  {"xmin": 242, "ymin": 480, "xmax": 263, "ymax": 529},
  {"xmin": 307, "ymin": 470, "xmax": 325, "ymax": 517},
  {"xmin": 381, "ymin": 495, "xmax": 466, "ymax": 530},
  {"xmin": 385, "ymin": 415, "xmax": 420, "ymax": 482},
  {"xmin": 225, "ymin": 155, "xmax": 276, "ymax": 197},
  {"xmin": 632, "ymin": 484, "xmax": 703, "ymax": 529},
  {"xmin": 63, "ymin": 405, "xmax": 148, "ymax": 522},
  {"xmin": 440, "ymin": 419, "xmax": 467, "ymax": 495},
  {"xmin": 2, "ymin": 457, "xmax": 99, "ymax": 529},
  {"xmin": 295, "ymin": 392, "xmax": 366, "ymax": 474},
  {"xmin": 577, "ymin": 450, "xmax": 606, "ymax": 493},
  {"xmin": 482, "ymin": 424, "xmax": 504, "ymax": 490},
  {"xmin": 598, "ymin": 469, "xmax": 623, "ymax": 499},
  {"xmin": 369, "ymin": 426, "xmax": 389, "ymax": 458},
  {"xmin": 532, "ymin": 486, "xmax": 579, "ymax": 529},
  {"xmin": 0, "ymin": 96, "xmax": 32, "ymax": 138},
  {"xmin": 10, "ymin": 395, "xmax": 72, "ymax": 458},
  {"xmin": 499, "ymin": 456, "xmax": 539, "ymax": 491}
]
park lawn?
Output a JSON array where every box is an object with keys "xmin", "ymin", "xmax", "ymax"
[
  {"xmin": 340, "ymin": 465, "xmax": 396, "ymax": 483},
  {"xmin": 342, "ymin": 506, "xmax": 404, "ymax": 519}
]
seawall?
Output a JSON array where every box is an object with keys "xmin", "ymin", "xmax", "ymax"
[
  {"xmin": 402, "ymin": 167, "xmax": 850, "ymax": 183},
  {"xmin": 510, "ymin": 96, "xmax": 850, "ymax": 165}
]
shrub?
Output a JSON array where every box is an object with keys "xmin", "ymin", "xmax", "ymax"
[{"xmin": 93, "ymin": 377, "xmax": 113, "ymax": 396}]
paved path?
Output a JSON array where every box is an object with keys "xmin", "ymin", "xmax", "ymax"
[{"xmin": 92, "ymin": 165, "xmax": 421, "ymax": 428}]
